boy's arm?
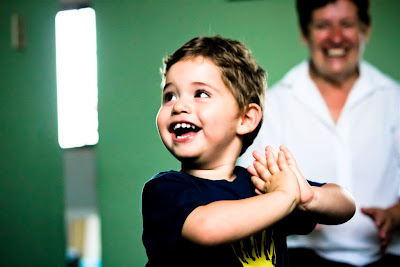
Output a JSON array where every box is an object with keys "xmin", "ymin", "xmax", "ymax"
[
  {"xmin": 181, "ymin": 151, "xmax": 300, "ymax": 246},
  {"xmin": 279, "ymin": 145, "xmax": 356, "ymax": 225},
  {"xmin": 303, "ymin": 183, "xmax": 355, "ymax": 225},
  {"xmin": 250, "ymin": 145, "xmax": 355, "ymax": 225}
]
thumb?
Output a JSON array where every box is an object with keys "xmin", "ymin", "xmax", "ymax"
[{"xmin": 361, "ymin": 207, "xmax": 374, "ymax": 217}]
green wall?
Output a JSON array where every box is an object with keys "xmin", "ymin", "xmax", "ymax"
[
  {"xmin": 0, "ymin": 0, "xmax": 65, "ymax": 266},
  {"xmin": 96, "ymin": 0, "xmax": 400, "ymax": 266}
]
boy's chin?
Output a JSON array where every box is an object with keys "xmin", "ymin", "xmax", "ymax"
[
  {"xmin": 175, "ymin": 155, "xmax": 197, "ymax": 163},
  {"xmin": 175, "ymin": 155, "xmax": 203, "ymax": 167}
]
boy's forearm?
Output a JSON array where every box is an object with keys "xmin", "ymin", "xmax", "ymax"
[
  {"xmin": 182, "ymin": 191, "xmax": 297, "ymax": 246},
  {"xmin": 304, "ymin": 183, "xmax": 356, "ymax": 225}
]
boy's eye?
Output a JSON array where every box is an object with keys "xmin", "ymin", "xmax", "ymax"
[
  {"xmin": 163, "ymin": 92, "xmax": 176, "ymax": 103},
  {"xmin": 195, "ymin": 90, "xmax": 210, "ymax": 98}
]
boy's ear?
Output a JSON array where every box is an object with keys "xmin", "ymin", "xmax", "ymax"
[{"xmin": 236, "ymin": 103, "xmax": 262, "ymax": 135}]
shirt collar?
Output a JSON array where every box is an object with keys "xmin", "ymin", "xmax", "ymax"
[
  {"xmin": 280, "ymin": 61, "xmax": 335, "ymax": 127},
  {"xmin": 280, "ymin": 60, "xmax": 389, "ymax": 115}
]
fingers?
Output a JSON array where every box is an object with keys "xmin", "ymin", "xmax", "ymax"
[
  {"xmin": 361, "ymin": 207, "xmax": 381, "ymax": 227},
  {"xmin": 361, "ymin": 207, "xmax": 392, "ymax": 252},
  {"xmin": 249, "ymin": 148, "xmax": 272, "ymax": 178},
  {"xmin": 280, "ymin": 145, "xmax": 297, "ymax": 166},
  {"xmin": 380, "ymin": 223, "xmax": 389, "ymax": 239},
  {"xmin": 255, "ymin": 188, "xmax": 263, "ymax": 195},
  {"xmin": 267, "ymin": 149, "xmax": 291, "ymax": 177},
  {"xmin": 250, "ymin": 146, "xmax": 297, "ymax": 196},
  {"xmin": 280, "ymin": 145, "xmax": 304, "ymax": 180},
  {"xmin": 249, "ymin": 148, "xmax": 271, "ymax": 194},
  {"xmin": 252, "ymin": 160, "xmax": 272, "ymax": 194},
  {"xmin": 361, "ymin": 207, "xmax": 374, "ymax": 217},
  {"xmin": 265, "ymin": 149, "xmax": 280, "ymax": 174},
  {"xmin": 379, "ymin": 223, "xmax": 390, "ymax": 252},
  {"xmin": 248, "ymin": 149, "xmax": 269, "ymax": 177},
  {"xmin": 265, "ymin": 146, "xmax": 278, "ymax": 158},
  {"xmin": 247, "ymin": 164, "xmax": 257, "ymax": 177},
  {"xmin": 253, "ymin": 161, "xmax": 271, "ymax": 181},
  {"xmin": 277, "ymin": 151, "xmax": 290, "ymax": 171},
  {"xmin": 251, "ymin": 175, "xmax": 266, "ymax": 194},
  {"xmin": 252, "ymin": 150, "xmax": 267, "ymax": 166},
  {"xmin": 248, "ymin": 157, "xmax": 271, "ymax": 179},
  {"xmin": 262, "ymin": 146, "xmax": 291, "ymax": 175}
]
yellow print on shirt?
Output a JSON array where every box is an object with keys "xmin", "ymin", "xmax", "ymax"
[{"xmin": 231, "ymin": 229, "xmax": 276, "ymax": 266}]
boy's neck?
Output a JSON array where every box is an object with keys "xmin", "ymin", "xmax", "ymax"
[{"xmin": 181, "ymin": 163, "xmax": 237, "ymax": 182}]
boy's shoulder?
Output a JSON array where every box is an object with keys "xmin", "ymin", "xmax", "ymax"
[
  {"xmin": 143, "ymin": 166, "xmax": 255, "ymax": 206},
  {"xmin": 149, "ymin": 166, "xmax": 250, "ymax": 182},
  {"xmin": 144, "ymin": 166, "xmax": 252, "ymax": 192},
  {"xmin": 151, "ymin": 170, "xmax": 182, "ymax": 180},
  {"xmin": 146, "ymin": 170, "xmax": 191, "ymax": 187}
]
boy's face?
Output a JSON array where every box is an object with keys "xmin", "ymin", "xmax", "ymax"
[
  {"xmin": 157, "ymin": 56, "xmax": 243, "ymax": 168},
  {"xmin": 303, "ymin": 0, "xmax": 370, "ymax": 80}
]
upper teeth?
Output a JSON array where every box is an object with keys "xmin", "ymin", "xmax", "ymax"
[
  {"xmin": 174, "ymin": 123, "xmax": 196, "ymax": 130},
  {"xmin": 328, "ymin": 48, "xmax": 345, "ymax": 57}
]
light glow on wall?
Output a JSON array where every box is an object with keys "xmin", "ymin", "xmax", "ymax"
[{"xmin": 55, "ymin": 8, "xmax": 98, "ymax": 149}]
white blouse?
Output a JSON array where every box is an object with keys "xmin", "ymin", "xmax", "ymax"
[{"xmin": 238, "ymin": 60, "xmax": 400, "ymax": 266}]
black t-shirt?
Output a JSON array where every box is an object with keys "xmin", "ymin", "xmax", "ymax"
[{"xmin": 142, "ymin": 166, "xmax": 321, "ymax": 267}]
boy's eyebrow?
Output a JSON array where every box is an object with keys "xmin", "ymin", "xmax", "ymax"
[
  {"xmin": 163, "ymin": 83, "xmax": 172, "ymax": 91},
  {"xmin": 193, "ymin": 82, "xmax": 219, "ymax": 92},
  {"xmin": 193, "ymin": 81, "xmax": 211, "ymax": 87},
  {"xmin": 163, "ymin": 81, "xmax": 216, "ymax": 91}
]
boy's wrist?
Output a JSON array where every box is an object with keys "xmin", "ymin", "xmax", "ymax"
[
  {"xmin": 271, "ymin": 190, "xmax": 299, "ymax": 215},
  {"xmin": 297, "ymin": 186, "xmax": 318, "ymax": 212}
]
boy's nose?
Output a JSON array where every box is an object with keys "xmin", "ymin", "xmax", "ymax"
[{"xmin": 172, "ymin": 98, "xmax": 191, "ymax": 114}]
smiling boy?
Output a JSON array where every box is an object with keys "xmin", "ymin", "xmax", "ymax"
[
  {"xmin": 141, "ymin": 35, "xmax": 355, "ymax": 267},
  {"xmin": 156, "ymin": 56, "xmax": 245, "ymax": 174}
]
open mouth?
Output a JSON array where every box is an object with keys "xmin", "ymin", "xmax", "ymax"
[
  {"xmin": 172, "ymin": 122, "xmax": 201, "ymax": 139},
  {"xmin": 325, "ymin": 48, "xmax": 347, "ymax": 57}
]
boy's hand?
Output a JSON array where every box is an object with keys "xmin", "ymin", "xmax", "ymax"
[
  {"xmin": 248, "ymin": 145, "xmax": 314, "ymax": 210},
  {"xmin": 249, "ymin": 146, "xmax": 300, "ymax": 203},
  {"xmin": 279, "ymin": 145, "xmax": 314, "ymax": 210},
  {"xmin": 247, "ymin": 149, "xmax": 269, "ymax": 195}
]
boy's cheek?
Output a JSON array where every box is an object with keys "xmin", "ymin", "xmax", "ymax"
[{"xmin": 156, "ymin": 112, "xmax": 167, "ymax": 131}]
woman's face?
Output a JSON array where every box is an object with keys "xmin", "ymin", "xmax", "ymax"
[{"xmin": 303, "ymin": 0, "xmax": 370, "ymax": 81}]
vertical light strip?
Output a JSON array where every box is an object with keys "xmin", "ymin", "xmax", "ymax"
[{"xmin": 56, "ymin": 8, "xmax": 98, "ymax": 149}]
